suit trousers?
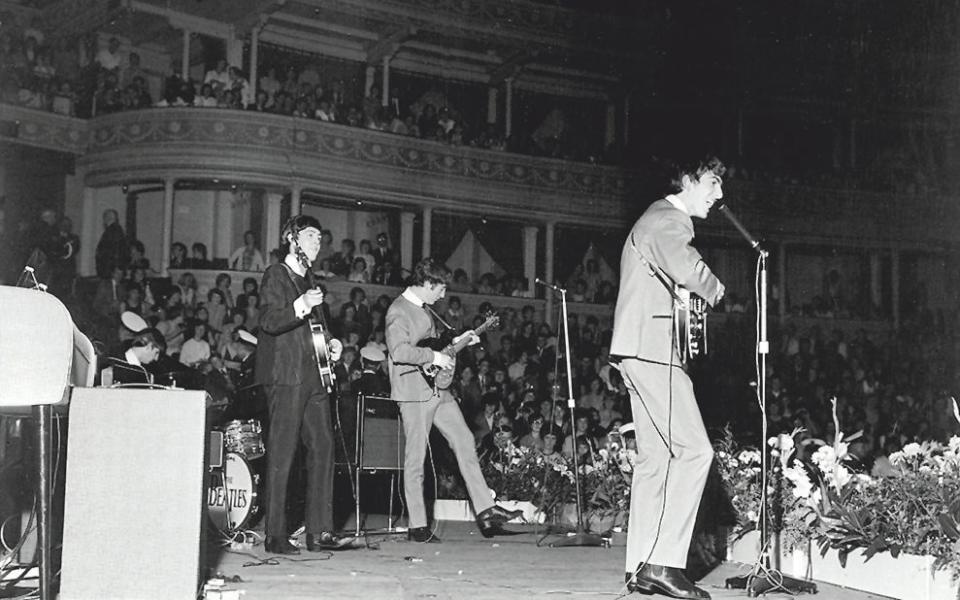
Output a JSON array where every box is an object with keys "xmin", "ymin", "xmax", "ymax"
[
  {"xmin": 264, "ymin": 383, "xmax": 334, "ymax": 538},
  {"xmin": 619, "ymin": 358, "xmax": 714, "ymax": 570},
  {"xmin": 399, "ymin": 391, "xmax": 494, "ymax": 529}
]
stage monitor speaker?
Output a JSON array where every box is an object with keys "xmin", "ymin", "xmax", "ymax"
[
  {"xmin": 359, "ymin": 415, "xmax": 405, "ymax": 471},
  {"xmin": 60, "ymin": 388, "xmax": 208, "ymax": 600}
]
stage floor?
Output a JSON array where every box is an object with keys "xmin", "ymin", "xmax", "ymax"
[{"xmin": 206, "ymin": 521, "xmax": 891, "ymax": 600}]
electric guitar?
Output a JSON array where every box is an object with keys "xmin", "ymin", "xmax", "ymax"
[{"xmin": 418, "ymin": 312, "xmax": 499, "ymax": 390}]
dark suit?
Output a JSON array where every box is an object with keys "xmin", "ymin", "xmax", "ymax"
[
  {"xmin": 610, "ymin": 198, "xmax": 724, "ymax": 571},
  {"xmin": 256, "ymin": 261, "xmax": 335, "ymax": 538}
]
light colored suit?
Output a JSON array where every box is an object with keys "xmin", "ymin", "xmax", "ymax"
[
  {"xmin": 610, "ymin": 198, "xmax": 723, "ymax": 571},
  {"xmin": 386, "ymin": 292, "xmax": 493, "ymax": 529}
]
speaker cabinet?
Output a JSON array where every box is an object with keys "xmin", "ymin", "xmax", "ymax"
[
  {"xmin": 60, "ymin": 388, "xmax": 207, "ymax": 600},
  {"xmin": 358, "ymin": 416, "xmax": 405, "ymax": 471}
]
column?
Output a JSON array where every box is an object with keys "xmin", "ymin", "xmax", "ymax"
[
  {"xmin": 249, "ymin": 27, "xmax": 259, "ymax": 97},
  {"xmin": 777, "ymin": 241, "xmax": 787, "ymax": 319},
  {"xmin": 212, "ymin": 191, "xmax": 237, "ymax": 261},
  {"xmin": 80, "ymin": 187, "xmax": 97, "ymax": 277},
  {"xmin": 849, "ymin": 118, "xmax": 857, "ymax": 169},
  {"xmin": 891, "ymin": 248, "xmax": 900, "ymax": 329},
  {"xmin": 505, "ymin": 78, "xmax": 513, "ymax": 138},
  {"xmin": 381, "ymin": 56, "xmax": 390, "ymax": 107},
  {"xmin": 623, "ymin": 91, "xmax": 630, "ymax": 145},
  {"xmin": 289, "ymin": 185, "xmax": 302, "ymax": 217},
  {"xmin": 604, "ymin": 101, "xmax": 616, "ymax": 150},
  {"xmin": 544, "ymin": 221, "xmax": 555, "ymax": 320},
  {"xmin": 225, "ymin": 32, "xmax": 243, "ymax": 68},
  {"xmin": 487, "ymin": 87, "xmax": 498, "ymax": 124},
  {"xmin": 265, "ymin": 192, "xmax": 283, "ymax": 255},
  {"xmin": 161, "ymin": 178, "xmax": 174, "ymax": 276},
  {"xmin": 421, "ymin": 206, "xmax": 432, "ymax": 260},
  {"xmin": 364, "ymin": 65, "xmax": 375, "ymax": 97},
  {"xmin": 400, "ymin": 211, "xmax": 416, "ymax": 273},
  {"xmin": 522, "ymin": 225, "xmax": 538, "ymax": 296},
  {"xmin": 181, "ymin": 30, "xmax": 191, "ymax": 79},
  {"xmin": 869, "ymin": 251, "xmax": 882, "ymax": 312}
]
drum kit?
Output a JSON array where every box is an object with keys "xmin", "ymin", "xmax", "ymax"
[
  {"xmin": 120, "ymin": 311, "xmax": 268, "ymax": 535},
  {"xmin": 207, "ymin": 418, "xmax": 265, "ymax": 534}
]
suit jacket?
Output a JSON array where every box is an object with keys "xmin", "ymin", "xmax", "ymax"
[
  {"xmin": 385, "ymin": 293, "xmax": 437, "ymax": 402},
  {"xmin": 255, "ymin": 262, "xmax": 322, "ymax": 387},
  {"xmin": 610, "ymin": 199, "xmax": 723, "ymax": 364}
]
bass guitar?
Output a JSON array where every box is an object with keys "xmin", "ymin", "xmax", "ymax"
[
  {"xmin": 290, "ymin": 241, "xmax": 337, "ymax": 392},
  {"xmin": 418, "ymin": 312, "xmax": 499, "ymax": 390}
]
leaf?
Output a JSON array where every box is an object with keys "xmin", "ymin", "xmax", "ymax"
[
  {"xmin": 938, "ymin": 514, "xmax": 960, "ymax": 541},
  {"xmin": 838, "ymin": 548, "xmax": 849, "ymax": 568}
]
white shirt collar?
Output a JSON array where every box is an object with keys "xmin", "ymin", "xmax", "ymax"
[
  {"xmin": 402, "ymin": 287, "xmax": 424, "ymax": 307},
  {"xmin": 124, "ymin": 348, "xmax": 141, "ymax": 366},
  {"xmin": 284, "ymin": 253, "xmax": 307, "ymax": 277},
  {"xmin": 665, "ymin": 194, "xmax": 689, "ymax": 215}
]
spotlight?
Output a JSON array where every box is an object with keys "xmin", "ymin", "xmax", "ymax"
[{"xmin": 121, "ymin": 184, "xmax": 129, "ymax": 193}]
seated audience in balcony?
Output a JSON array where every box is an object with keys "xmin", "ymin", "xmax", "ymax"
[
  {"xmin": 194, "ymin": 83, "xmax": 217, "ymax": 107},
  {"xmin": 128, "ymin": 266, "xmax": 155, "ymax": 311},
  {"xmin": 312, "ymin": 257, "xmax": 337, "ymax": 280},
  {"xmin": 214, "ymin": 272, "xmax": 235, "ymax": 308},
  {"xmin": 227, "ymin": 66, "xmax": 252, "ymax": 108},
  {"xmin": 176, "ymin": 271, "xmax": 198, "ymax": 308},
  {"xmin": 331, "ymin": 238, "xmax": 356, "ymax": 276},
  {"xmin": 204, "ymin": 59, "xmax": 230, "ymax": 92},
  {"xmin": 356, "ymin": 239, "xmax": 376, "ymax": 278},
  {"xmin": 248, "ymin": 88, "xmax": 270, "ymax": 112},
  {"xmin": 229, "ymin": 230, "xmax": 266, "ymax": 271},
  {"xmin": 205, "ymin": 288, "xmax": 228, "ymax": 334},
  {"xmin": 51, "ymin": 80, "xmax": 76, "ymax": 115},
  {"xmin": 316, "ymin": 229, "xmax": 336, "ymax": 263},
  {"xmin": 258, "ymin": 67, "xmax": 280, "ymax": 105},
  {"xmin": 347, "ymin": 257, "xmax": 369, "ymax": 283},
  {"xmin": 187, "ymin": 242, "xmax": 211, "ymax": 269},
  {"xmin": 315, "ymin": 99, "xmax": 335, "ymax": 122},
  {"xmin": 179, "ymin": 320, "xmax": 211, "ymax": 367},
  {"xmin": 448, "ymin": 268, "xmax": 473, "ymax": 293}
]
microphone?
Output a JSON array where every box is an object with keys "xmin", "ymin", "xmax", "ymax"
[{"xmin": 715, "ymin": 201, "xmax": 768, "ymax": 257}]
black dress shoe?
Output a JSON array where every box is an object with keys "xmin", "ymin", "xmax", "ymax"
[
  {"xmin": 407, "ymin": 526, "xmax": 441, "ymax": 543},
  {"xmin": 627, "ymin": 564, "xmax": 710, "ymax": 599},
  {"xmin": 477, "ymin": 505, "xmax": 523, "ymax": 524},
  {"xmin": 306, "ymin": 532, "xmax": 361, "ymax": 551},
  {"xmin": 264, "ymin": 536, "xmax": 300, "ymax": 555}
]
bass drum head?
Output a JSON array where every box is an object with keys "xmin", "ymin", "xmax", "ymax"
[{"xmin": 207, "ymin": 452, "xmax": 260, "ymax": 533}]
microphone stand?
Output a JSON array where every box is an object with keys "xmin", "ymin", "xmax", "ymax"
[
  {"xmin": 717, "ymin": 205, "xmax": 814, "ymax": 596},
  {"xmin": 534, "ymin": 278, "xmax": 608, "ymax": 549}
]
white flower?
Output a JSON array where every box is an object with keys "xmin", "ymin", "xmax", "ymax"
[
  {"xmin": 830, "ymin": 465, "xmax": 852, "ymax": 490},
  {"xmin": 889, "ymin": 450, "xmax": 905, "ymax": 465},
  {"xmin": 902, "ymin": 442, "xmax": 922, "ymax": 458},
  {"xmin": 805, "ymin": 489, "xmax": 822, "ymax": 509},
  {"xmin": 746, "ymin": 510, "xmax": 759, "ymax": 523},
  {"xmin": 737, "ymin": 450, "xmax": 761, "ymax": 465},
  {"xmin": 949, "ymin": 436, "xmax": 960, "ymax": 453},
  {"xmin": 783, "ymin": 465, "xmax": 814, "ymax": 499}
]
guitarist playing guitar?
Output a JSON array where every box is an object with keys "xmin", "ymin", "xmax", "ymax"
[
  {"xmin": 386, "ymin": 257, "xmax": 523, "ymax": 543},
  {"xmin": 256, "ymin": 215, "xmax": 355, "ymax": 555}
]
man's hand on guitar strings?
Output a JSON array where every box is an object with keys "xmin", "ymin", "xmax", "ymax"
[
  {"xmin": 328, "ymin": 338, "xmax": 343, "ymax": 362},
  {"xmin": 453, "ymin": 331, "xmax": 481, "ymax": 346},
  {"xmin": 432, "ymin": 352, "xmax": 455, "ymax": 371}
]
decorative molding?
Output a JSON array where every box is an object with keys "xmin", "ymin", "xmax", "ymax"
[{"xmin": 2, "ymin": 103, "xmax": 956, "ymax": 248}]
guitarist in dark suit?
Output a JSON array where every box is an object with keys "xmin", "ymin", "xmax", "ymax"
[
  {"xmin": 257, "ymin": 215, "xmax": 352, "ymax": 554},
  {"xmin": 610, "ymin": 156, "xmax": 726, "ymax": 599},
  {"xmin": 386, "ymin": 258, "xmax": 522, "ymax": 543}
]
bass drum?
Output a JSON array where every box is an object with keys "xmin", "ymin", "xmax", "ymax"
[{"xmin": 207, "ymin": 452, "xmax": 260, "ymax": 533}]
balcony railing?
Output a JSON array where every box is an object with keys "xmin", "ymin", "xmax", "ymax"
[{"xmin": 2, "ymin": 101, "xmax": 956, "ymax": 246}]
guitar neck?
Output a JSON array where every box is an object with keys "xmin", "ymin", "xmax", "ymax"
[{"xmin": 443, "ymin": 321, "xmax": 495, "ymax": 356}]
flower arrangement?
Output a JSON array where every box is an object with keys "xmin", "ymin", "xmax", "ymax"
[
  {"xmin": 439, "ymin": 440, "xmax": 635, "ymax": 527},
  {"xmin": 718, "ymin": 397, "xmax": 960, "ymax": 574}
]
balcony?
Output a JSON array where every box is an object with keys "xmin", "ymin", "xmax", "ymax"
[{"xmin": 2, "ymin": 101, "xmax": 957, "ymax": 248}]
